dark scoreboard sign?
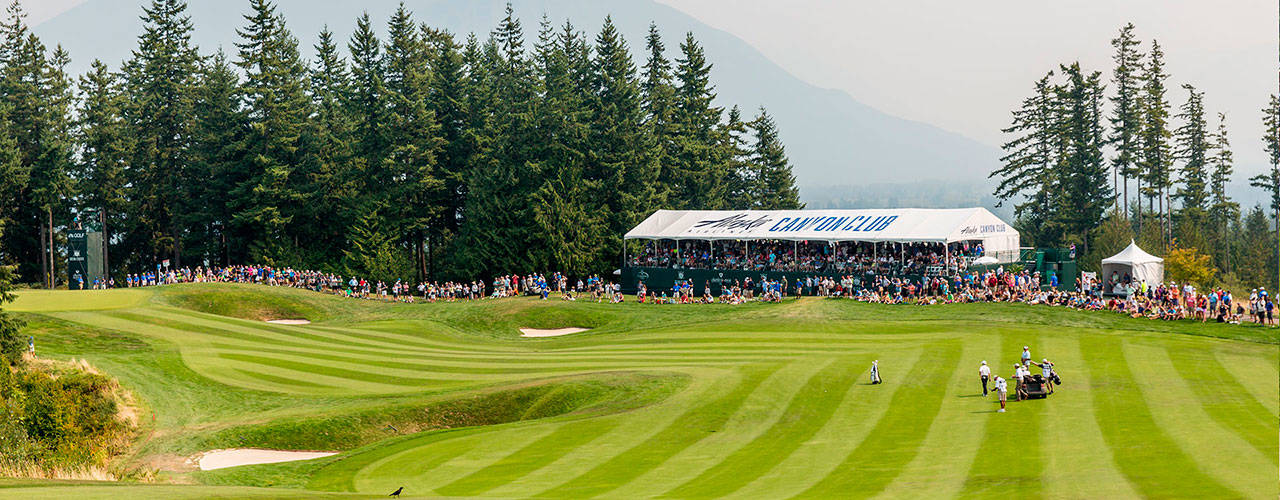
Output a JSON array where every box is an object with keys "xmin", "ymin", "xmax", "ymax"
[{"xmin": 67, "ymin": 229, "xmax": 88, "ymax": 289}]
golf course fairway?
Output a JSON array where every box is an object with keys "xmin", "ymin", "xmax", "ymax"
[{"xmin": 3, "ymin": 283, "xmax": 1276, "ymax": 499}]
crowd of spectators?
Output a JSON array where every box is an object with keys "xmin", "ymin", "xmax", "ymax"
[
  {"xmin": 627, "ymin": 240, "xmax": 982, "ymax": 277},
  {"xmin": 92, "ymin": 258, "xmax": 1275, "ymax": 328}
]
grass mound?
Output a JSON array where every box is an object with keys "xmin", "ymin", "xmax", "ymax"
[
  {"xmin": 189, "ymin": 372, "xmax": 684, "ymax": 454},
  {"xmin": 155, "ymin": 284, "xmax": 339, "ymax": 322}
]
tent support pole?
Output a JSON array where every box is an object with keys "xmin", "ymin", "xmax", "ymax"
[{"xmin": 794, "ymin": 240, "xmax": 799, "ymax": 271}]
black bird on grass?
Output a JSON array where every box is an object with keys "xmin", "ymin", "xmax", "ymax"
[{"xmin": 390, "ymin": 486, "xmax": 403, "ymax": 497}]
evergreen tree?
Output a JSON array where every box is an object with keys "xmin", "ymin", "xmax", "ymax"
[
  {"xmin": 0, "ymin": 2, "xmax": 75, "ymax": 286},
  {"xmin": 1109, "ymin": 23, "xmax": 1143, "ymax": 219},
  {"xmin": 1137, "ymin": 40, "xmax": 1172, "ymax": 245},
  {"xmin": 452, "ymin": 5, "xmax": 539, "ymax": 277},
  {"xmin": 1235, "ymin": 206, "xmax": 1277, "ymax": 289},
  {"xmin": 1172, "ymin": 84, "xmax": 1210, "ymax": 253},
  {"xmin": 1207, "ymin": 112, "xmax": 1237, "ymax": 271},
  {"xmin": 748, "ymin": 108, "xmax": 802, "ymax": 209},
  {"xmin": 1250, "ymin": 94, "xmax": 1280, "ymax": 219},
  {"xmin": 588, "ymin": 16, "xmax": 654, "ymax": 267},
  {"xmin": 720, "ymin": 105, "xmax": 752, "ymax": 203},
  {"xmin": 298, "ymin": 27, "xmax": 357, "ymax": 268},
  {"xmin": 992, "ymin": 73, "xmax": 1057, "ymax": 245},
  {"xmin": 525, "ymin": 17, "xmax": 597, "ymax": 274},
  {"xmin": 121, "ymin": 0, "xmax": 200, "ymax": 267},
  {"xmin": 383, "ymin": 4, "xmax": 443, "ymax": 280},
  {"xmin": 1050, "ymin": 63, "xmax": 1111, "ymax": 252},
  {"xmin": 185, "ymin": 51, "xmax": 244, "ymax": 266},
  {"xmin": 670, "ymin": 32, "xmax": 727, "ymax": 209},
  {"xmin": 347, "ymin": 13, "xmax": 387, "ymax": 182},
  {"xmin": 423, "ymin": 27, "xmax": 468, "ymax": 264},
  {"xmin": 641, "ymin": 23, "xmax": 674, "ymax": 207},
  {"xmin": 230, "ymin": 0, "xmax": 310, "ymax": 263},
  {"xmin": 75, "ymin": 60, "xmax": 132, "ymax": 278}
]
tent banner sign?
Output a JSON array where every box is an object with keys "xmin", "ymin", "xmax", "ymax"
[{"xmin": 626, "ymin": 209, "xmax": 1019, "ymax": 244}]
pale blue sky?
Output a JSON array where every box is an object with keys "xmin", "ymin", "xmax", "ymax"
[{"xmin": 25, "ymin": 0, "xmax": 1280, "ymax": 171}]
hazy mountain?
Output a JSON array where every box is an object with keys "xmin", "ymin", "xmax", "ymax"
[{"xmin": 36, "ymin": 0, "xmax": 1001, "ymax": 200}]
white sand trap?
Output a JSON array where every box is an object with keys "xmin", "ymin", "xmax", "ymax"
[
  {"xmin": 266, "ymin": 319, "xmax": 311, "ymax": 325},
  {"xmin": 197, "ymin": 448, "xmax": 337, "ymax": 470},
  {"xmin": 520, "ymin": 327, "xmax": 589, "ymax": 338}
]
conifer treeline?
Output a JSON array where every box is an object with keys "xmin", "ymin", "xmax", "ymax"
[
  {"xmin": 992, "ymin": 23, "xmax": 1280, "ymax": 288},
  {"xmin": 0, "ymin": 0, "xmax": 803, "ymax": 285}
]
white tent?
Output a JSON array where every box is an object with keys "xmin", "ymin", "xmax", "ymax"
[
  {"xmin": 1101, "ymin": 240, "xmax": 1164, "ymax": 286},
  {"xmin": 625, "ymin": 208, "xmax": 1020, "ymax": 261}
]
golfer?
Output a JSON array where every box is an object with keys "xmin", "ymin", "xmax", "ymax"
[
  {"xmin": 979, "ymin": 361, "xmax": 990, "ymax": 396},
  {"xmin": 994, "ymin": 375, "xmax": 1007, "ymax": 412},
  {"xmin": 870, "ymin": 360, "xmax": 881, "ymax": 384},
  {"xmin": 1021, "ymin": 346, "xmax": 1031, "ymax": 366}
]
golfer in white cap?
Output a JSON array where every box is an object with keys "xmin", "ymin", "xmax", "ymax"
[
  {"xmin": 1021, "ymin": 346, "xmax": 1031, "ymax": 366},
  {"xmin": 979, "ymin": 361, "xmax": 990, "ymax": 396}
]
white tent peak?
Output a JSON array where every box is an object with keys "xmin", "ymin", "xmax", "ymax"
[{"xmin": 1102, "ymin": 240, "xmax": 1163, "ymax": 265}]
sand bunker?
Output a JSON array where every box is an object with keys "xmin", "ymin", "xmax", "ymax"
[
  {"xmin": 265, "ymin": 319, "xmax": 311, "ymax": 325},
  {"xmin": 520, "ymin": 327, "xmax": 589, "ymax": 338},
  {"xmin": 197, "ymin": 448, "xmax": 337, "ymax": 471}
]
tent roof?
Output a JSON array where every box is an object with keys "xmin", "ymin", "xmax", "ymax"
[
  {"xmin": 624, "ymin": 208, "xmax": 1018, "ymax": 244},
  {"xmin": 1101, "ymin": 240, "xmax": 1164, "ymax": 265}
]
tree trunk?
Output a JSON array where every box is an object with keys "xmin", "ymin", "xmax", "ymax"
[
  {"xmin": 172, "ymin": 221, "xmax": 182, "ymax": 268},
  {"xmin": 39, "ymin": 223, "xmax": 48, "ymax": 288},
  {"xmin": 47, "ymin": 208, "xmax": 55, "ymax": 288},
  {"xmin": 101, "ymin": 209, "xmax": 110, "ymax": 281}
]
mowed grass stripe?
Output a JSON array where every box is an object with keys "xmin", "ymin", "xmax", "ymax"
[
  {"xmin": 958, "ymin": 334, "xmax": 1045, "ymax": 498},
  {"xmin": 208, "ymin": 343, "xmax": 759, "ymax": 376},
  {"xmin": 660, "ymin": 357, "xmax": 863, "ymax": 498},
  {"xmin": 312, "ymin": 427, "xmax": 493, "ymax": 492},
  {"xmin": 1034, "ymin": 335, "xmax": 1137, "ymax": 499},
  {"xmin": 1079, "ymin": 336, "xmax": 1237, "ymax": 498},
  {"xmin": 433, "ymin": 418, "xmax": 622, "ymax": 496},
  {"xmin": 734, "ymin": 349, "xmax": 921, "ymax": 499},
  {"xmin": 1166, "ymin": 345, "xmax": 1278, "ymax": 460},
  {"xmin": 793, "ymin": 341, "xmax": 962, "ymax": 499},
  {"xmin": 1218, "ymin": 352, "xmax": 1279, "ymax": 418},
  {"xmin": 104, "ymin": 310, "xmax": 381, "ymax": 354},
  {"xmin": 216, "ymin": 353, "xmax": 463, "ymax": 387},
  {"xmin": 873, "ymin": 338, "xmax": 991, "ymax": 499},
  {"xmin": 228, "ymin": 367, "xmax": 335, "ymax": 389},
  {"xmin": 134, "ymin": 309, "xmax": 446, "ymax": 355},
  {"xmin": 1126, "ymin": 342, "xmax": 1275, "ymax": 497},
  {"xmin": 609, "ymin": 361, "xmax": 831, "ymax": 498},
  {"xmin": 537, "ymin": 365, "xmax": 778, "ymax": 498}
]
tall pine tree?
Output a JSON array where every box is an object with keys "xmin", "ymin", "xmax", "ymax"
[
  {"xmin": 1109, "ymin": 23, "xmax": 1143, "ymax": 219},
  {"xmin": 1137, "ymin": 40, "xmax": 1172, "ymax": 246},
  {"xmin": 75, "ymin": 60, "xmax": 132, "ymax": 279},
  {"xmin": 121, "ymin": 0, "xmax": 199, "ymax": 267},
  {"xmin": 230, "ymin": 0, "xmax": 310, "ymax": 263}
]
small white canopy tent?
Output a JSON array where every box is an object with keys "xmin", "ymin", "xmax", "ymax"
[{"xmin": 1101, "ymin": 240, "xmax": 1164, "ymax": 287}]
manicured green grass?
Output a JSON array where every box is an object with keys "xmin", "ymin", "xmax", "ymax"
[{"xmin": 8, "ymin": 284, "xmax": 1278, "ymax": 499}]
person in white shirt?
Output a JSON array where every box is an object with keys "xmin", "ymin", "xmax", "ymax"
[
  {"xmin": 870, "ymin": 360, "xmax": 881, "ymax": 384},
  {"xmin": 979, "ymin": 361, "xmax": 991, "ymax": 396},
  {"xmin": 1021, "ymin": 346, "xmax": 1032, "ymax": 366},
  {"xmin": 1040, "ymin": 358, "xmax": 1056, "ymax": 393},
  {"xmin": 1013, "ymin": 364, "xmax": 1027, "ymax": 401},
  {"xmin": 994, "ymin": 376, "xmax": 1007, "ymax": 412}
]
